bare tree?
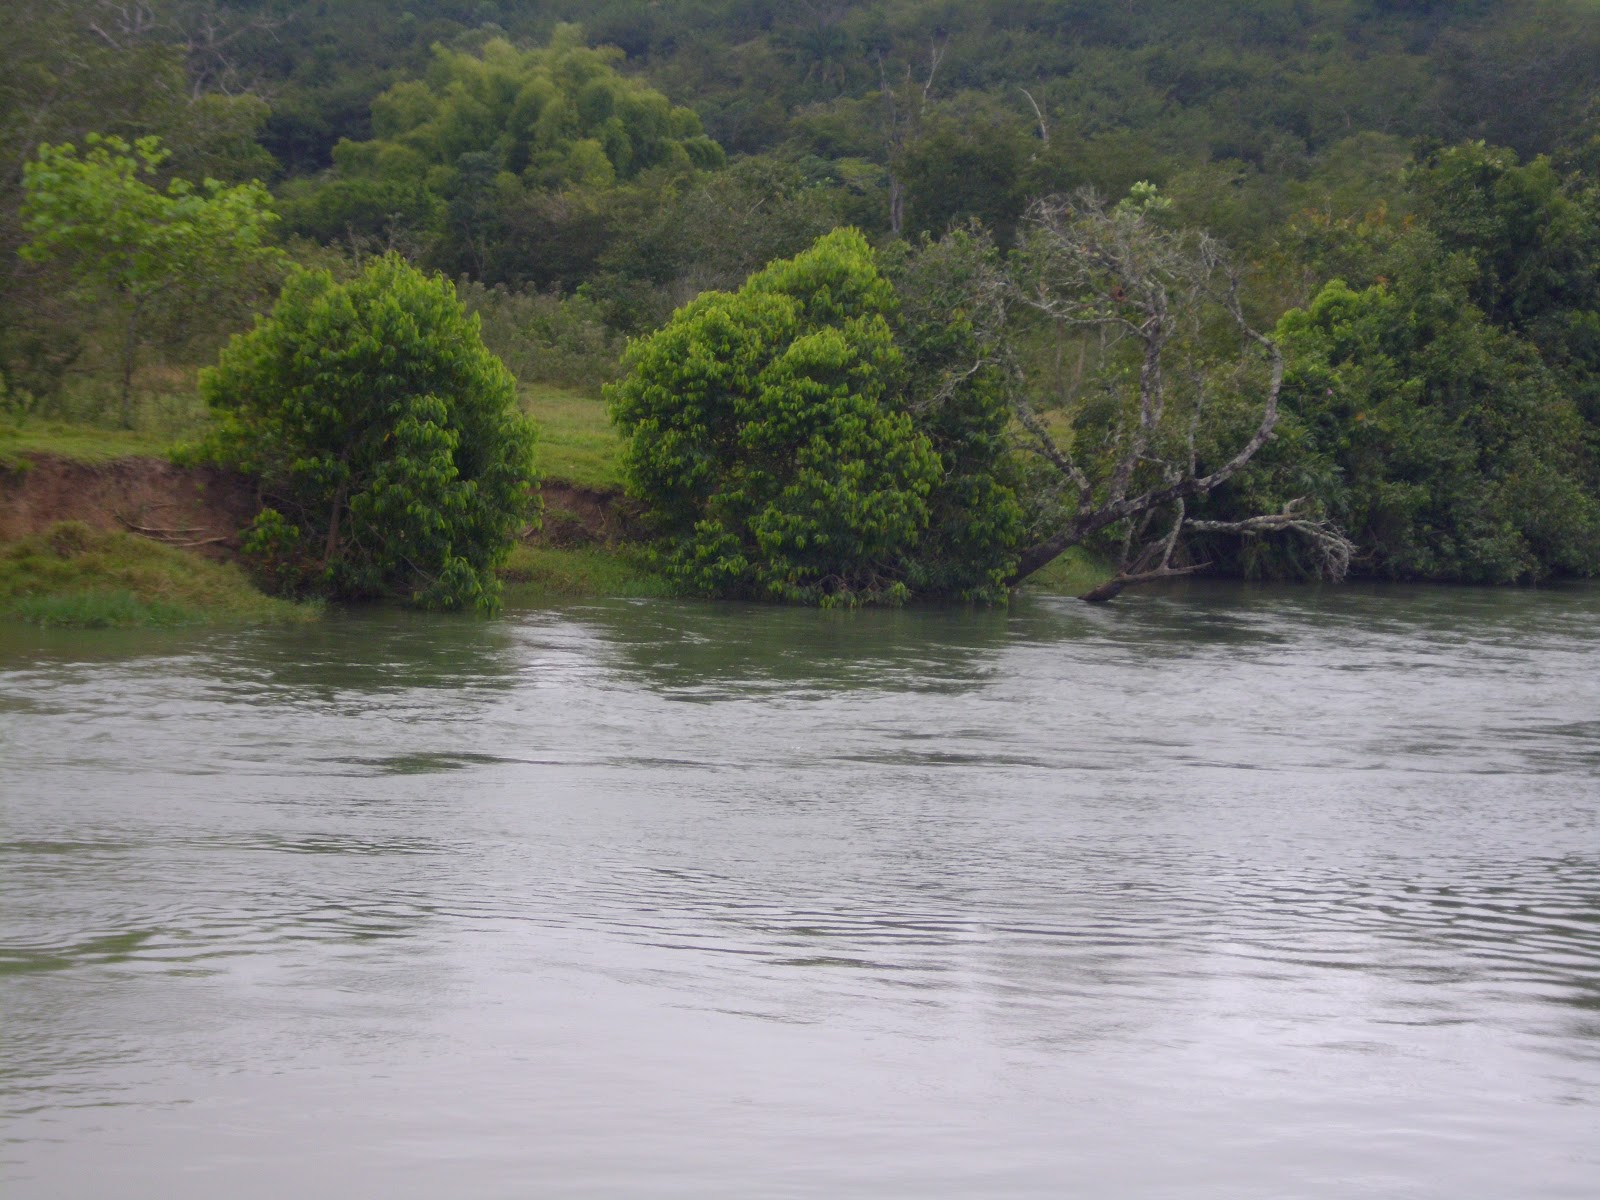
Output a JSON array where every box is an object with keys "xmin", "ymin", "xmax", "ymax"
[
  {"xmin": 83, "ymin": 0, "xmax": 283, "ymax": 97},
  {"xmin": 877, "ymin": 36, "xmax": 946, "ymax": 237},
  {"xmin": 1002, "ymin": 190, "xmax": 1353, "ymax": 599}
]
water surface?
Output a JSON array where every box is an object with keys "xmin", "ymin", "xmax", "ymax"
[{"xmin": 3, "ymin": 584, "xmax": 1598, "ymax": 1198}]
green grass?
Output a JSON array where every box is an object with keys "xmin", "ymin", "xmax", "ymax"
[
  {"xmin": 0, "ymin": 418, "xmax": 183, "ymax": 467},
  {"xmin": 8, "ymin": 588, "xmax": 208, "ymax": 629},
  {"xmin": 0, "ymin": 522, "xmax": 316, "ymax": 628},
  {"xmin": 522, "ymin": 383, "xmax": 624, "ymax": 491},
  {"xmin": 498, "ymin": 543, "xmax": 673, "ymax": 601},
  {"xmin": 1016, "ymin": 545, "xmax": 1116, "ymax": 596}
]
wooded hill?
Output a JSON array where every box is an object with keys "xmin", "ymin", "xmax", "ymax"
[{"xmin": 4, "ymin": 0, "xmax": 1599, "ymax": 594}]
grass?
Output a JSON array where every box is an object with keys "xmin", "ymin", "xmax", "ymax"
[
  {"xmin": 498, "ymin": 543, "xmax": 673, "ymax": 602},
  {"xmin": 0, "ymin": 522, "xmax": 315, "ymax": 628},
  {"xmin": 3, "ymin": 380, "xmax": 622, "ymax": 484},
  {"xmin": 1016, "ymin": 545, "xmax": 1116, "ymax": 596},
  {"xmin": 522, "ymin": 382, "xmax": 624, "ymax": 491},
  {"xmin": 0, "ymin": 418, "xmax": 183, "ymax": 467}
]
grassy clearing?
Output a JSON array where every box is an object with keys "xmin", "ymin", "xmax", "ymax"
[
  {"xmin": 0, "ymin": 522, "xmax": 314, "ymax": 628},
  {"xmin": 522, "ymin": 383, "xmax": 623, "ymax": 491},
  {"xmin": 499, "ymin": 543, "xmax": 673, "ymax": 602}
]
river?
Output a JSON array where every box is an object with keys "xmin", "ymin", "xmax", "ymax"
[{"xmin": 2, "ymin": 583, "xmax": 1598, "ymax": 1198}]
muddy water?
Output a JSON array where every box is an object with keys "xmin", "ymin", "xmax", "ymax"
[{"xmin": 2, "ymin": 584, "xmax": 1598, "ymax": 1198}]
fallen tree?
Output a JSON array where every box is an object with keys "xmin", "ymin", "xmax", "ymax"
[{"xmin": 999, "ymin": 190, "xmax": 1354, "ymax": 599}]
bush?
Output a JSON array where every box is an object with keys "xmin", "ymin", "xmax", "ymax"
[
  {"xmin": 456, "ymin": 280, "xmax": 623, "ymax": 392},
  {"xmin": 198, "ymin": 254, "xmax": 540, "ymax": 612},
  {"xmin": 1221, "ymin": 270, "xmax": 1600, "ymax": 583},
  {"xmin": 607, "ymin": 228, "xmax": 1021, "ymax": 604}
]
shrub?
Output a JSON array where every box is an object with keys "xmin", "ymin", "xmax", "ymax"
[
  {"xmin": 607, "ymin": 228, "xmax": 1021, "ymax": 604},
  {"xmin": 198, "ymin": 254, "xmax": 540, "ymax": 611}
]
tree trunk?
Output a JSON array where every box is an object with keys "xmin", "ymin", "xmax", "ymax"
[
  {"xmin": 118, "ymin": 297, "xmax": 142, "ymax": 429},
  {"xmin": 322, "ymin": 479, "xmax": 349, "ymax": 568}
]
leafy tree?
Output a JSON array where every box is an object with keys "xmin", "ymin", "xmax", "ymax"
[
  {"xmin": 1410, "ymin": 141, "xmax": 1600, "ymax": 426},
  {"xmin": 894, "ymin": 103, "xmax": 1032, "ymax": 241},
  {"xmin": 198, "ymin": 254, "xmax": 539, "ymax": 612},
  {"xmin": 20, "ymin": 134, "xmax": 282, "ymax": 425},
  {"xmin": 300, "ymin": 26, "xmax": 727, "ymax": 284},
  {"xmin": 608, "ymin": 227, "xmax": 1020, "ymax": 604},
  {"xmin": 1265, "ymin": 270, "xmax": 1600, "ymax": 582},
  {"xmin": 884, "ymin": 227, "xmax": 1026, "ymax": 599}
]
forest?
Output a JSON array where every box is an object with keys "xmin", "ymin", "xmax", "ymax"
[{"xmin": 3, "ymin": 0, "xmax": 1600, "ymax": 608}]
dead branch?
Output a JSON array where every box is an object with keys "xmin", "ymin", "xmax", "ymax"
[{"xmin": 1004, "ymin": 190, "xmax": 1350, "ymax": 599}]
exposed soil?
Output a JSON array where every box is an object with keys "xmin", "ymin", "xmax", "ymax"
[
  {"xmin": 0, "ymin": 454, "xmax": 260, "ymax": 558},
  {"xmin": 533, "ymin": 482, "xmax": 642, "ymax": 547},
  {"xmin": 0, "ymin": 454, "xmax": 632, "ymax": 555}
]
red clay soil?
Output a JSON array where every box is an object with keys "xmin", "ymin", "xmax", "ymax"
[
  {"xmin": 0, "ymin": 454, "xmax": 260, "ymax": 559},
  {"xmin": 0, "ymin": 455, "xmax": 632, "ymax": 555},
  {"xmin": 534, "ymin": 482, "xmax": 641, "ymax": 546}
]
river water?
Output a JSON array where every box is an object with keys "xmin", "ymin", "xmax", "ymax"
[{"xmin": 2, "ymin": 584, "xmax": 1598, "ymax": 1199}]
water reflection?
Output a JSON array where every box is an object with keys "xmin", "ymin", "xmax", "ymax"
[
  {"xmin": 2, "ymin": 586, "xmax": 1598, "ymax": 1197},
  {"xmin": 568, "ymin": 597, "xmax": 1015, "ymax": 698}
]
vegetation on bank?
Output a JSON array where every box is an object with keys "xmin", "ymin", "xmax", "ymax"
[
  {"xmin": 192, "ymin": 253, "xmax": 541, "ymax": 613},
  {"xmin": 4, "ymin": 2, "xmax": 1598, "ymax": 611},
  {"xmin": 0, "ymin": 521, "xmax": 313, "ymax": 627},
  {"xmin": 498, "ymin": 543, "xmax": 670, "ymax": 601},
  {"xmin": 0, "ymin": 420, "xmax": 180, "ymax": 468}
]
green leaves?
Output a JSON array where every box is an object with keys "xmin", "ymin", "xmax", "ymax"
[
  {"xmin": 609, "ymin": 227, "xmax": 1019, "ymax": 605},
  {"xmin": 1269, "ymin": 272, "xmax": 1600, "ymax": 582},
  {"xmin": 20, "ymin": 133, "xmax": 285, "ymax": 423},
  {"xmin": 22, "ymin": 135, "xmax": 281, "ymax": 301},
  {"xmin": 199, "ymin": 254, "xmax": 540, "ymax": 612}
]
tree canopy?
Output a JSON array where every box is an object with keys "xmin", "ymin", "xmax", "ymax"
[
  {"xmin": 20, "ymin": 134, "xmax": 282, "ymax": 424},
  {"xmin": 608, "ymin": 228, "xmax": 1020, "ymax": 604},
  {"xmin": 198, "ymin": 254, "xmax": 539, "ymax": 612}
]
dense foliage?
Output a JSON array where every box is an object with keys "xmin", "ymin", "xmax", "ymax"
[
  {"xmin": 1268, "ymin": 274, "xmax": 1600, "ymax": 583},
  {"xmin": 279, "ymin": 26, "xmax": 724, "ymax": 287},
  {"xmin": 608, "ymin": 229, "xmax": 1019, "ymax": 603},
  {"xmin": 199, "ymin": 254, "xmax": 539, "ymax": 612},
  {"xmin": 4, "ymin": 0, "xmax": 1599, "ymax": 595},
  {"xmin": 20, "ymin": 135, "xmax": 283, "ymax": 425}
]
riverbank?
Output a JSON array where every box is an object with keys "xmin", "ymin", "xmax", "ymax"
[
  {"xmin": 0, "ymin": 385, "xmax": 656, "ymax": 625},
  {"xmin": 0, "ymin": 521, "xmax": 312, "ymax": 627},
  {"xmin": 0, "ymin": 384, "xmax": 1110, "ymax": 625}
]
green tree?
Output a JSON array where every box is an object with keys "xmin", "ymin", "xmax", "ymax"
[
  {"xmin": 1410, "ymin": 141, "xmax": 1600, "ymax": 427},
  {"xmin": 20, "ymin": 134, "xmax": 282, "ymax": 425},
  {"xmin": 198, "ymin": 254, "xmax": 540, "ymax": 613},
  {"xmin": 609, "ymin": 227, "xmax": 1022, "ymax": 605},
  {"xmin": 1265, "ymin": 270, "xmax": 1600, "ymax": 582},
  {"xmin": 297, "ymin": 26, "xmax": 727, "ymax": 285}
]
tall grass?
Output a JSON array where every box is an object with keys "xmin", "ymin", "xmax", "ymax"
[
  {"xmin": 459, "ymin": 280, "xmax": 623, "ymax": 394},
  {"xmin": 499, "ymin": 544, "xmax": 672, "ymax": 601}
]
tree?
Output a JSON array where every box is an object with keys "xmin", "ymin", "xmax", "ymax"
[
  {"xmin": 1260, "ymin": 270, "xmax": 1600, "ymax": 583},
  {"xmin": 20, "ymin": 133, "xmax": 282, "ymax": 425},
  {"xmin": 607, "ymin": 227, "xmax": 1021, "ymax": 605},
  {"xmin": 1002, "ymin": 189, "xmax": 1354, "ymax": 598},
  {"xmin": 197, "ymin": 254, "xmax": 540, "ymax": 613},
  {"xmin": 1410, "ymin": 141, "xmax": 1600, "ymax": 428},
  {"xmin": 298, "ymin": 26, "xmax": 727, "ymax": 284}
]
